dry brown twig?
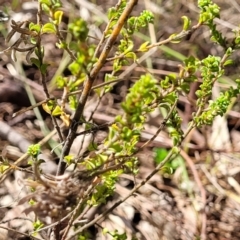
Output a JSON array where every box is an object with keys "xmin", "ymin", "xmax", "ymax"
[
  {"xmin": 180, "ymin": 149, "xmax": 207, "ymax": 240},
  {"xmin": 0, "ymin": 225, "xmax": 41, "ymax": 240}
]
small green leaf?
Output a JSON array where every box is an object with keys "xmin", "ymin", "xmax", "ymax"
[
  {"xmin": 51, "ymin": 105, "xmax": 63, "ymax": 116},
  {"xmin": 154, "ymin": 148, "xmax": 168, "ymax": 164},
  {"xmin": 56, "ymin": 40, "xmax": 67, "ymax": 49},
  {"xmin": 42, "ymin": 23, "xmax": 56, "ymax": 34},
  {"xmin": 39, "ymin": 0, "xmax": 51, "ymax": 6},
  {"xmin": 0, "ymin": 164, "xmax": 10, "ymax": 173},
  {"xmin": 223, "ymin": 59, "xmax": 233, "ymax": 67},
  {"xmin": 30, "ymin": 58, "xmax": 41, "ymax": 68},
  {"xmin": 30, "ymin": 37, "xmax": 37, "ymax": 45},
  {"xmin": 27, "ymin": 144, "xmax": 41, "ymax": 158},
  {"xmin": 68, "ymin": 18, "xmax": 89, "ymax": 41},
  {"xmin": 33, "ymin": 219, "xmax": 44, "ymax": 231},
  {"xmin": 172, "ymin": 146, "xmax": 180, "ymax": 154},
  {"xmin": 226, "ymin": 47, "xmax": 233, "ymax": 55},
  {"xmin": 235, "ymin": 36, "xmax": 240, "ymax": 45},
  {"xmin": 42, "ymin": 100, "xmax": 55, "ymax": 114},
  {"xmin": 69, "ymin": 95, "xmax": 78, "ymax": 110},
  {"xmin": 54, "ymin": 10, "xmax": 63, "ymax": 25},
  {"xmin": 41, "ymin": 3, "xmax": 50, "ymax": 13},
  {"xmin": 161, "ymin": 166, "xmax": 173, "ymax": 174},
  {"xmin": 138, "ymin": 41, "xmax": 149, "ymax": 52},
  {"xmin": 102, "ymin": 228, "xmax": 109, "ymax": 235},
  {"xmin": 125, "ymin": 52, "xmax": 137, "ymax": 61},
  {"xmin": 52, "ymin": 2, "xmax": 62, "ymax": 8},
  {"xmin": 40, "ymin": 63, "xmax": 49, "ymax": 75},
  {"xmin": 29, "ymin": 199, "xmax": 36, "ymax": 205},
  {"xmin": 64, "ymin": 155, "xmax": 74, "ymax": 165},
  {"xmin": 29, "ymin": 23, "xmax": 41, "ymax": 33},
  {"xmin": 181, "ymin": 16, "xmax": 191, "ymax": 31},
  {"xmin": 98, "ymin": 154, "xmax": 108, "ymax": 162}
]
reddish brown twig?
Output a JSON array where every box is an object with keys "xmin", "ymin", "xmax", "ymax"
[{"xmin": 57, "ymin": 0, "xmax": 139, "ymax": 175}]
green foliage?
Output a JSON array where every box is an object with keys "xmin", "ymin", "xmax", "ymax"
[
  {"xmin": 166, "ymin": 109, "xmax": 183, "ymax": 146},
  {"xmin": 103, "ymin": 229, "xmax": 127, "ymax": 240},
  {"xmin": 2, "ymin": 0, "xmax": 240, "ymax": 239},
  {"xmin": 127, "ymin": 10, "xmax": 154, "ymax": 34},
  {"xmin": 121, "ymin": 74, "xmax": 159, "ymax": 123},
  {"xmin": 154, "ymin": 148, "xmax": 185, "ymax": 175},
  {"xmin": 68, "ymin": 18, "xmax": 89, "ymax": 41},
  {"xmin": 107, "ymin": 1, "xmax": 127, "ymax": 20},
  {"xmin": 40, "ymin": 0, "xmax": 61, "ymax": 13},
  {"xmin": 77, "ymin": 232, "xmax": 91, "ymax": 240},
  {"xmin": 198, "ymin": 0, "xmax": 227, "ymax": 47},
  {"xmin": 32, "ymin": 219, "xmax": 44, "ymax": 236},
  {"xmin": 194, "ymin": 86, "xmax": 240, "ymax": 126},
  {"xmin": 181, "ymin": 16, "xmax": 191, "ymax": 31},
  {"xmin": 42, "ymin": 22, "xmax": 56, "ymax": 34},
  {"xmin": 198, "ymin": 0, "xmax": 220, "ymax": 25},
  {"xmin": 27, "ymin": 144, "xmax": 40, "ymax": 159},
  {"xmin": 88, "ymin": 171, "xmax": 120, "ymax": 206}
]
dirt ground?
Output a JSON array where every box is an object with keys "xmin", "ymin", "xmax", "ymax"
[{"xmin": 0, "ymin": 0, "xmax": 240, "ymax": 239}]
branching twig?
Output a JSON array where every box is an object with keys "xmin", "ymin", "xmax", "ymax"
[
  {"xmin": 36, "ymin": 3, "xmax": 64, "ymax": 143},
  {"xmin": 65, "ymin": 147, "xmax": 179, "ymax": 240},
  {"xmin": 58, "ymin": 0, "xmax": 139, "ymax": 175},
  {"xmin": 140, "ymin": 100, "xmax": 177, "ymax": 148},
  {"xmin": 61, "ymin": 181, "xmax": 96, "ymax": 240}
]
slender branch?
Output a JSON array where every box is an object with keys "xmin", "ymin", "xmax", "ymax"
[
  {"xmin": 0, "ymin": 225, "xmax": 42, "ymax": 240},
  {"xmin": 57, "ymin": 0, "xmax": 139, "ymax": 175},
  {"xmin": 61, "ymin": 183, "xmax": 95, "ymax": 240},
  {"xmin": 65, "ymin": 147, "xmax": 179, "ymax": 240},
  {"xmin": 140, "ymin": 100, "xmax": 177, "ymax": 148},
  {"xmin": 94, "ymin": 0, "xmax": 122, "ymax": 58},
  {"xmin": 180, "ymin": 149, "xmax": 206, "ymax": 240},
  {"xmin": 35, "ymin": 3, "xmax": 64, "ymax": 143},
  {"xmin": 0, "ymin": 128, "xmax": 58, "ymax": 184}
]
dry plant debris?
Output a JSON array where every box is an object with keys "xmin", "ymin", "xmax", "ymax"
[{"xmin": 0, "ymin": 0, "xmax": 240, "ymax": 240}]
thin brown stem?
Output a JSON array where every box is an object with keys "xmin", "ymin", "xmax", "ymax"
[
  {"xmin": 65, "ymin": 148, "xmax": 178, "ymax": 240},
  {"xmin": 36, "ymin": 3, "xmax": 64, "ymax": 143},
  {"xmin": 0, "ymin": 128, "xmax": 58, "ymax": 184},
  {"xmin": 180, "ymin": 150, "xmax": 207, "ymax": 240},
  {"xmin": 57, "ymin": 0, "xmax": 139, "ymax": 175},
  {"xmin": 0, "ymin": 225, "xmax": 42, "ymax": 240},
  {"xmin": 61, "ymin": 184, "xmax": 95, "ymax": 240},
  {"xmin": 140, "ymin": 100, "xmax": 177, "ymax": 148}
]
